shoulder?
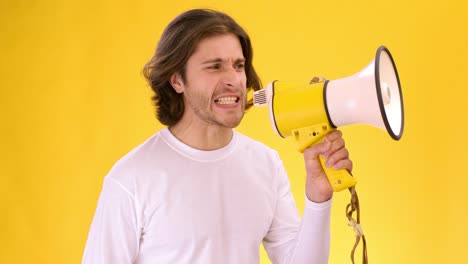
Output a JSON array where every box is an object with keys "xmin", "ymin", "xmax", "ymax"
[{"xmin": 104, "ymin": 130, "xmax": 166, "ymax": 190}]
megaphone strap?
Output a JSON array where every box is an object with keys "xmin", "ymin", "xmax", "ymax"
[
  {"xmin": 348, "ymin": 219, "xmax": 364, "ymax": 237},
  {"xmin": 346, "ymin": 186, "xmax": 369, "ymax": 264}
]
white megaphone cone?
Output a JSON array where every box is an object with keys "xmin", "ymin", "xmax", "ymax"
[{"xmin": 325, "ymin": 46, "xmax": 404, "ymax": 140}]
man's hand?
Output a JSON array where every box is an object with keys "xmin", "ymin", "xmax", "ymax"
[{"xmin": 303, "ymin": 130, "xmax": 353, "ymax": 203}]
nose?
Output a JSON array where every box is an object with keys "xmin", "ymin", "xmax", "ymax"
[{"xmin": 222, "ymin": 66, "xmax": 242, "ymax": 87}]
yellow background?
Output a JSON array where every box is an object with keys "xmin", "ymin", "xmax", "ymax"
[{"xmin": 1, "ymin": 0, "xmax": 467, "ymax": 263}]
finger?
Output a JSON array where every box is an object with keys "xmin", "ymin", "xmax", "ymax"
[
  {"xmin": 329, "ymin": 159, "xmax": 353, "ymax": 172},
  {"xmin": 324, "ymin": 129, "xmax": 343, "ymax": 142},
  {"xmin": 303, "ymin": 139, "xmax": 331, "ymax": 160},
  {"xmin": 323, "ymin": 137, "xmax": 345, "ymax": 158},
  {"xmin": 324, "ymin": 147, "xmax": 350, "ymax": 168}
]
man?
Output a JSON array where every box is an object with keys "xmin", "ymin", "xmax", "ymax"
[{"xmin": 83, "ymin": 8, "xmax": 352, "ymax": 264}]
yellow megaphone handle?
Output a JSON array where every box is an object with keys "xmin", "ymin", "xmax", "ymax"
[
  {"xmin": 293, "ymin": 124, "xmax": 357, "ymax": 192},
  {"xmin": 318, "ymin": 155, "xmax": 356, "ymax": 192}
]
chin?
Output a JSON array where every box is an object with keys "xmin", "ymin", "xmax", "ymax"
[
  {"xmin": 222, "ymin": 120, "xmax": 241, "ymax": 128},
  {"xmin": 222, "ymin": 116, "xmax": 244, "ymax": 128}
]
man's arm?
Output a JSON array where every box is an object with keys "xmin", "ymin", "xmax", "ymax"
[
  {"xmin": 262, "ymin": 162, "xmax": 331, "ymax": 264},
  {"xmin": 263, "ymin": 130, "xmax": 351, "ymax": 264}
]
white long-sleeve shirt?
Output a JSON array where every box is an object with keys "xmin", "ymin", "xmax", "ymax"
[{"xmin": 83, "ymin": 128, "xmax": 331, "ymax": 264}]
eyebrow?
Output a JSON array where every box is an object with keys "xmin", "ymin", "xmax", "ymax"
[{"xmin": 201, "ymin": 58, "xmax": 246, "ymax": 64}]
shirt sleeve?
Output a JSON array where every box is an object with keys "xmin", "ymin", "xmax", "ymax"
[
  {"xmin": 263, "ymin": 157, "xmax": 331, "ymax": 264},
  {"xmin": 82, "ymin": 176, "xmax": 140, "ymax": 264}
]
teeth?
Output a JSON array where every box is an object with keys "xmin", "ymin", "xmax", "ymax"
[{"xmin": 215, "ymin": 96, "xmax": 238, "ymax": 105}]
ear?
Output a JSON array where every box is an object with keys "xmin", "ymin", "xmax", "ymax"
[{"xmin": 170, "ymin": 73, "xmax": 185, "ymax": 94}]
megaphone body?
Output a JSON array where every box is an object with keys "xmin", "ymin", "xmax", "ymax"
[{"xmin": 253, "ymin": 46, "xmax": 404, "ymax": 192}]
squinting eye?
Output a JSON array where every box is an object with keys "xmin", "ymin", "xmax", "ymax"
[
  {"xmin": 235, "ymin": 64, "xmax": 245, "ymax": 70},
  {"xmin": 208, "ymin": 64, "xmax": 221, "ymax": 70}
]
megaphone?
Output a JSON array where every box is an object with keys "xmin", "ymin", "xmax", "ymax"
[{"xmin": 253, "ymin": 46, "xmax": 404, "ymax": 192}]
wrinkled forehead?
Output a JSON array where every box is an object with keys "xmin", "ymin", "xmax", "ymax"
[{"xmin": 190, "ymin": 33, "xmax": 245, "ymax": 62}]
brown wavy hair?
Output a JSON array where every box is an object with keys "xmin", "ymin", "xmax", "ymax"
[{"xmin": 142, "ymin": 9, "xmax": 262, "ymax": 126}]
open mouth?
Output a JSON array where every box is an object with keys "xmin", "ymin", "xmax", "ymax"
[{"xmin": 214, "ymin": 96, "xmax": 240, "ymax": 105}]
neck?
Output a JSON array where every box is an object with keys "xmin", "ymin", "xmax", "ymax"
[{"xmin": 169, "ymin": 122, "xmax": 233, "ymax": 151}]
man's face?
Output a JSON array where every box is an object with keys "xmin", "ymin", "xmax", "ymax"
[{"xmin": 172, "ymin": 33, "xmax": 247, "ymax": 129}]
